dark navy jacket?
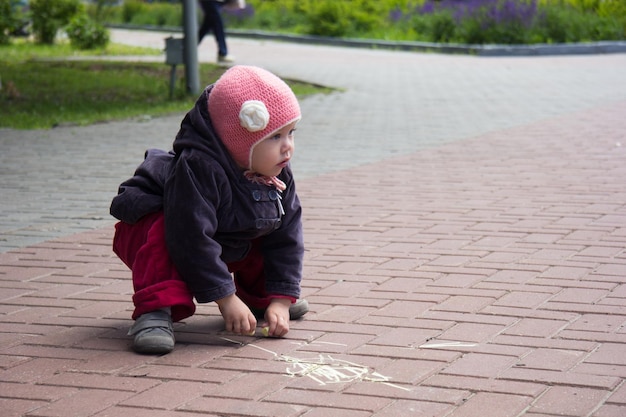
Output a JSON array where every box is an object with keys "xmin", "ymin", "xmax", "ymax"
[{"xmin": 110, "ymin": 87, "xmax": 303, "ymax": 303}]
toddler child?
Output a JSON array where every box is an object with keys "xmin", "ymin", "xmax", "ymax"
[{"xmin": 110, "ymin": 65, "xmax": 308, "ymax": 354}]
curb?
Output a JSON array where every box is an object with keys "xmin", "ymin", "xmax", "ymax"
[{"xmin": 108, "ymin": 24, "xmax": 626, "ymax": 57}]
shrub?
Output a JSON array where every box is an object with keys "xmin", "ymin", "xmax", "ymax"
[
  {"xmin": 420, "ymin": 0, "xmax": 537, "ymax": 44},
  {"xmin": 66, "ymin": 13, "xmax": 110, "ymax": 50},
  {"xmin": 97, "ymin": 0, "xmax": 625, "ymax": 44},
  {"xmin": 0, "ymin": 0, "xmax": 15, "ymax": 45},
  {"xmin": 87, "ymin": 0, "xmax": 123, "ymax": 23},
  {"xmin": 121, "ymin": 0, "xmax": 147, "ymax": 24},
  {"xmin": 597, "ymin": 0, "xmax": 626, "ymax": 38},
  {"xmin": 30, "ymin": 0, "xmax": 82, "ymax": 44},
  {"xmin": 533, "ymin": 4, "xmax": 605, "ymax": 42},
  {"xmin": 223, "ymin": 0, "xmax": 308, "ymax": 33},
  {"xmin": 302, "ymin": 1, "xmax": 352, "ymax": 37},
  {"xmin": 138, "ymin": 2, "xmax": 181, "ymax": 27},
  {"xmin": 430, "ymin": 11, "xmax": 457, "ymax": 42},
  {"xmin": 299, "ymin": 0, "xmax": 387, "ymax": 38}
]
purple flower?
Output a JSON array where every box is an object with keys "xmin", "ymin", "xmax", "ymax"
[
  {"xmin": 389, "ymin": 7, "xmax": 404, "ymax": 23},
  {"xmin": 418, "ymin": 0, "xmax": 538, "ymax": 27}
]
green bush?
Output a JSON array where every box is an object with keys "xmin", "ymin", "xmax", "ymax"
[
  {"xmin": 96, "ymin": 0, "xmax": 625, "ymax": 44},
  {"xmin": 30, "ymin": 0, "xmax": 82, "ymax": 44},
  {"xmin": 429, "ymin": 11, "xmax": 456, "ymax": 43},
  {"xmin": 302, "ymin": 1, "xmax": 352, "ymax": 37},
  {"xmin": 136, "ymin": 2, "xmax": 180, "ymax": 27},
  {"xmin": 300, "ymin": 0, "xmax": 388, "ymax": 38},
  {"xmin": 87, "ymin": 0, "xmax": 123, "ymax": 23},
  {"xmin": 119, "ymin": 0, "xmax": 181, "ymax": 27},
  {"xmin": 534, "ymin": 5, "xmax": 599, "ymax": 43},
  {"xmin": 597, "ymin": 0, "xmax": 626, "ymax": 38},
  {"xmin": 0, "ymin": 0, "xmax": 15, "ymax": 45},
  {"xmin": 66, "ymin": 13, "xmax": 110, "ymax": 50},
  {"xmin": 223, "ymin": 0, "xmax": 309, "ymax": 33},
  {"xmin": 121, "ymin": 0, "xmax": 148, "ymax": 24}
]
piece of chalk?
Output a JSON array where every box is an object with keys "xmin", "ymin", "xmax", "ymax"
[{"xmin": 261, "ymin": 326, "xmax": 270, "ymax": 337}]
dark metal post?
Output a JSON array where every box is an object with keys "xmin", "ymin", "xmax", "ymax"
[{"xmin": 181, "ymin": 0, "xmax": 200, "ymax": 95}]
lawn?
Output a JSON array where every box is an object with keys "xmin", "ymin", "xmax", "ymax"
[{"xmin": 0, "ymin": 40, "xmax": 331, "ymax": 130}]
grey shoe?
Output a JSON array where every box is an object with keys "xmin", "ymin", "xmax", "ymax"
[
  {"xmin": 128, "ymin": 309, "xmax": 174, "ymax": 354},
  {"xmin": 217, "ymin": 54, "xmax": 235, "ymax": 64},
  {"xmin": 289, "ymin": 299, "xmax": 309, "ymax": 320}
]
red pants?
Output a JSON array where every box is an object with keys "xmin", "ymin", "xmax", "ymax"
[{"xmin": 113, "ymin": 212, "xmax": 272, "ymax": 322}]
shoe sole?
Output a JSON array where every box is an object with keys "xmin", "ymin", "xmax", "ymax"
[{"xmin": 133, "ymin": 335, "xmax": 175, "ymax": 354}]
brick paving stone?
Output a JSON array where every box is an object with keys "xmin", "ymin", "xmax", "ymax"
[
  {"xmin": 437, "ymin": 322, "xmax": 509, "ymax": 343},
  {"xmin": 592, "ymin": 405, "xmax": 626, "ymax": 417},
  {"xmin": 358, "ymin": 336, "xmax": 465, "ymax": 359},
  {"xmin": 304, "ymin": 408, "xmax": 372, "ymax": 417},
  {"xmin": 584, "ymin": 343, "xmax": 626, "ymax": 366},
  {"xmin": 499, "ymin": 367, "xmax": 621, "ymax": 390},
  {"xmin": 120, "ymin": 380, "xmax": 217, "ymax": 409},
  {"xmin": 182, "ymin": 396, "xmax": 309, "ymax": 416},
  {"xmin": 503, "ymin": 318, "xmax": 570, "ymax": 338},
  {"xmin": 0, "ymin": 381, "xmax": 78, "ymax": 402},
  {"xmin": 558, "ymin": 330, "xmax": 626, "ymax": 345},
  {"xmin": 573, "ymin": 363, "xmax": 626, "ymax": 378},
  {"xmin": 0, "ymin": 358, "xmax": 83, "ymax": 384},
  {"xmin": 492, "ymin": 291, "xmax": 555, "ymax": 308},
  {"xmin": 441, "ymin": 353, "xmax": 519, "ymax": 378},
  {"xmin": 93, "ymin": 408, "xmax": 214, "ymax": 417},
  {"xmin": 1, "ymin": 398, "xmax": 49, "ymax": 417},
  {"xmin": 372, "ymin": 358, "xmax": 446, "ymax": 384},
  {"xmin": 529, "ymin": 386, "xmax": 610, "ymax": 416},
  {"xmin": 208, "ymin": 372, "xmax": 295, "ymax": 399},
  {"xmin": 423, "ymin": 374, "xmax": 547, "ymax": 397},
  {"xmin": 266, "ymin": 388, "xmax": 394, "ymax": 412},
  {"xmin": 446, "ymin": 392, "xmax": 533, "ymax": 417},
  {"xmin": 371, "ymin": 400, "xmax": 454, "ymax": 417},
  {"xmin": 26, "ymin": 389, "xmax": 135, "ymax": 417},
  {"xmin": 431, "ymin": 295, "xmax": 498, "ymax": 313},
  {"xmin": 493, "ymin": 335, "xmax": 598, "ymax": 351},
  {"xmin": 517, "ymin": 348, "xmax": 586, "ymax": 371},
  {"xmin": 43, "ymin": 370, "xmax": 159, "ymax": 394},
  {"xmin": 605, "ymin": 383, "xmax": 626, "ymax": 404},
  {"xmin": 346, "ymin": 382, "xmax": 469, "ymax": 405}
]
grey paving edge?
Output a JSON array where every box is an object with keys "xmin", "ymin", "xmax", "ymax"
[{"xmin": 107, "ymin": 24, "xmax": 626, "ymax": 57}]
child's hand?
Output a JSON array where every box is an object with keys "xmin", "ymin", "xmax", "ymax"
[
  {"xmin": 216, "ymin": 294, "xmax": 257, "ymax": 335},
  {"xmin": 263, "ymin": 298, "xmax": 291, "ymax": 337}
]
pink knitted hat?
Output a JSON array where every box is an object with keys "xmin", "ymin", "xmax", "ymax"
[{"xmin": 208, "ymin": 65, "xmax": 301, "ymax": 170}]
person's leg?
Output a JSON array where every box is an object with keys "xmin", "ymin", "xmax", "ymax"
[
  {"xmin": 113, "ymin": 212, "xmax": 195, "ymax": 353},
  {"xmin": 198, "ymin": 0, "xmax": 228, "ymax": 57},
  {"xmin": 197, "ymin": 0, "xmax": 213, "ymax": 44},
  {"xmin": 113, "ymin": 212, "xmax": 195, "ymax": 322}
]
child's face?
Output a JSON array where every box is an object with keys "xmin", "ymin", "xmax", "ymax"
[{"xmin": 250, "ymin": 121, "xmax": 297, "ymax": 177}]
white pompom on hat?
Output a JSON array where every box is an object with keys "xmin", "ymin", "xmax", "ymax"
[{"xmin": 208, "ymin": 65, "xmax": 301, "ymax": 170}]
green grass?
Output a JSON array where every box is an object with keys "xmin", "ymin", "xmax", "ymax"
[{"xmin": 0, "ymin": 40, "xmax": 332, "ymax": 130}]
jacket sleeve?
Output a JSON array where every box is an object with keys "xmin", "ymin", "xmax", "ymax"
[
  {"xmin": 110, "ymin": 149, "xmax": 173, "ymax": 224},
  {"xmin": 163, "ymin": 152, "xmax": 235, "ymax": 303},
  {"xmin": 259, "ymin": 172, "xmax": 304, "ymax": 299}
]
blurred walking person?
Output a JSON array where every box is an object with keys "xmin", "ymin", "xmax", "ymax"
[{"xmin": 197, "ymin": 0, "xmax": 236, "ymax": 64}]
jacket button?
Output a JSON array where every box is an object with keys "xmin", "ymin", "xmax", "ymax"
[{"xmin": 252, "ymin": 190, "xmax": 262, "ymax": 201}]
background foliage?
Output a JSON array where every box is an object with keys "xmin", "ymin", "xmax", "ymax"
[
  {"xmin": 100, "ymin": 0, "xmax": 625, "ymax": 44},
  {"xmin": 1, "ymin": 0, "xmax": 108, "ymax": 48}
]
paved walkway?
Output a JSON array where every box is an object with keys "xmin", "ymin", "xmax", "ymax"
[{"xmin": 1, "ymin": 29, "xmax": 625, "ymax": 416}]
